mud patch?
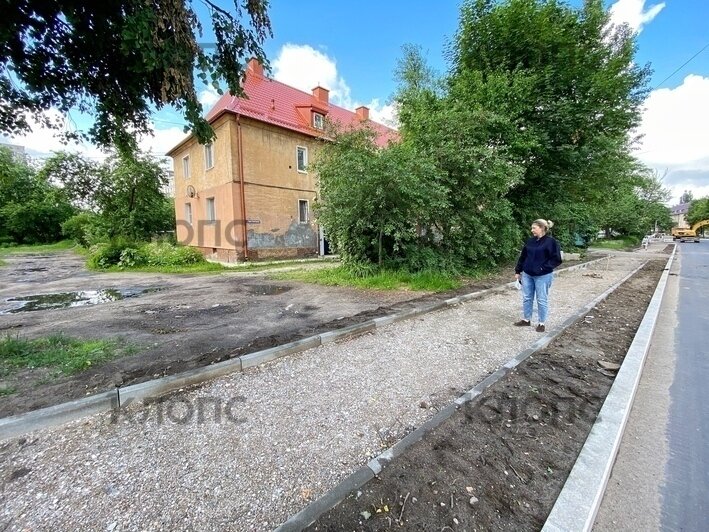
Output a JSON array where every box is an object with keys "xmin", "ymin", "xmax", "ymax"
[
  {"xmin": 244, "ymin": 284, "xmax": 293, "ymax": 295},
  {"xmin": 307, "ymin": 260, "xmax": 665, "ymax": 531}
]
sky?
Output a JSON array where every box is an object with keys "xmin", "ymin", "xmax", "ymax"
[{"xmin": 2, "ymin": 0, "xmax": 708, "ymax": 205}]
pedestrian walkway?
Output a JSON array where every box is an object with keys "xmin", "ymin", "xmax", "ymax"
[{"xmin": 0, "ymin": 253, "xmax": 656, "ymax": 531}]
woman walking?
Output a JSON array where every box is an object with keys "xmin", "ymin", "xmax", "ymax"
[{"xmin": 513, "ymin": 219, "xmax": 562, "ymax": 332}]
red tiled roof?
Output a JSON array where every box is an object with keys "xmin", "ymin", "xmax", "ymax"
[{"xmin": 203, "ymin": 70, "xmax": 398, "ymax": 148}]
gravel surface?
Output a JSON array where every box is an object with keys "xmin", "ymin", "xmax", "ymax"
[{"xmin": 0, "ymin": 253, "xmax": 652, "ymax": 532}]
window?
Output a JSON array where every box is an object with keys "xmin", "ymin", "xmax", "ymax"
[
  {"xmin": 313, "ymin": 112, "xmax": 324, "ymax": 130},
  {"xmin": 296, "ymin": 146, "xmax": 307, "ymax": 173},
  {"xmin": 298, "ymin": 199, "xmax": 309, "ymax": 223},
  {"xmin": 184, "ymin": 203, "xmax": 192, "ymax": 225},
  {"xmin": 182, "ymin": 156, "xmax": 190, "ymax": 179},
  {"xmin": 205, "ymin": 143, "xmax": 214, "ymax": 170},
  {"xmin": 206, "ymin": 197, "xmax": 216, "ymax": 222}
]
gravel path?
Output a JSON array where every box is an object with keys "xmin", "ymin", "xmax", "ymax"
[{"xmin": 0, "ymin": 253, "xmax": 652, "ymax": 531}]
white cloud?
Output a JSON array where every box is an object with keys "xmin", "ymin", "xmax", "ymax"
[
  {"xmin": 609, "ymin": 0, "xmax": 665, "ymax": 33},
  {"xmin": 0, "ymin": 108, "xmax": 188, "ymax": 164},
  {"xmin": 635, "ymin": 75, "xmax": 709, "ymax": 203},
  {"xmin": 271, "ymin": 43, "xmax": 396, "ymax": 128},
  {"xmin": 199, "ymin": 86, "xmax": 222, "ymax": 108},
  {"xmin": 0, "ymin": 109, "xmax": 105, "ymax": 161}
]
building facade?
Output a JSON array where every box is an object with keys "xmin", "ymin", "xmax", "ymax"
[{"xmin": 167, "ymin": 59, "xmax": 395, "ymax": 262}]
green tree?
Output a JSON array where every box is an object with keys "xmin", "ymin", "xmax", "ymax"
[
  {"xmin": 451, "ymin": 0, "xmax": 651, "ymax": 231},
  {"xmin": 0, "ymin": 146, "xmax": 75, "ymax": 243},
  {"xmin": 1, "ymin": 1, "xmax": 271, "ymax": 152},
  {"xmin": 687, "ymin": 197, "xmax": 709, "ymax": 226},
  {"xmin": 679, "ymin": 190, "xmax": 694, "ymax": 204},
  {"xmin": 394, "ymin": 45, "xmax": 525, "ymax": 267},
  {"xmin": 40, "ymin": 150, "xmax": 175, "ymax": 241},
  {"xmin": 314, "ymin": 125, "xmax": 447, "ymax": 267}
]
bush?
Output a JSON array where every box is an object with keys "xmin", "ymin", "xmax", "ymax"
[
  {"xmin": 118, "ymin": 247, "xmax": 149, "ymax": 268},
  {"xmin": 87, "ymin": 238, "xmax": 137, "ymax": 269},
  {"xmin": 144, "ymin": 242, "xmax": 205, "ymax": 266},
  {"xmin": 88, "ymin": 240, "xmax": 206, "ymax": 269},
  {"xmin": 61, "ymin": 212, "xmax": 100, "ymax": 247}
]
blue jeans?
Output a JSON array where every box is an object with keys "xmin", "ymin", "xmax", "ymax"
[{"xmin": 521, "ymin": 272, "xmax": 553, "ymax": 323}]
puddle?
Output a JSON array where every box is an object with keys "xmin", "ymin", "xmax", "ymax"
[
  {"xmin": 2, "ymin": 288, "xmax": 162, "ymax": 314},
  {"xmin": 245, "ymin": 284, "xmax": 292, "ymax": 296}
]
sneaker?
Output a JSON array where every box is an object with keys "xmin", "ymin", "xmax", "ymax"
[
  {"xmin": 536, "ymin": 324, "xmax": 545, "ymax": 332},
  {"xmin": 514, "ymin": 319, "xmax": 531, "ymax": 326}
]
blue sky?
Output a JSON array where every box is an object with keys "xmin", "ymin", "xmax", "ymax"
[{"xmin": 3, "ymin": 0, "xmax": 708, "ymax": 203}]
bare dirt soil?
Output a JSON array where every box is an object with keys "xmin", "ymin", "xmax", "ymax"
[
  {"xmin": 0, "ymin": 252, "xmax": 577, "ymax": 418},
  {"xmin": 307, "ymin": 259, "xmax": 666, "ymax": 531}
]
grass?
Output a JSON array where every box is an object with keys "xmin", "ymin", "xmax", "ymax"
[
  {"xmin": 0, "ymin": 240, "xmax": 78, "ymax": 254},
  {"xmin": 272, "ymin": 265, "xmax": 462, "ymax": 292},
  {"xmin": 589, "ymin": 237, "xmax": 640, "ymax": 250},
  {"xmin": 94, "ymin": 262, "xmax": 228, "ymax": 274},
  {"xmin": 0, "ymin": 334, "xmax": 136, "ymax": 377},
  {"xmin": 0, "ymin": 386, "xmax": 17, "ymax": 396}
]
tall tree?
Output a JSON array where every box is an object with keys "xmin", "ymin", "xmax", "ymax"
[
  {"xmin": 40, "ymin": 150, "xmax": 174, "ymax": 241},
  {"xmin": 1, "ymin": 0, "xmax": 271, "ymax": 152},
  {"xmin": 0, "ymin": 146, "xmax": 75, "ymax": 243},
  {"xmin": 679, "ymin": 190, "xmax": 694, "ymax": 204},
  {"xmin": 394, "ymin": 45, "xmax": 524, "ymax": 268},
  {"xmin": 451, "ymin": 0, "xmax": 651, "ymax": 234}
]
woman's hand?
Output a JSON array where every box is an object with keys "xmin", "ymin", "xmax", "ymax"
[{"xmin": 514, "ymin": 273, "xmax": 520, "ymax": 281}]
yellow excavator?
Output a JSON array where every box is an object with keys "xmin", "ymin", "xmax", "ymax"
[{"xmin": 672, "ymin": 219, "xmax": 709, "ymax": 242}]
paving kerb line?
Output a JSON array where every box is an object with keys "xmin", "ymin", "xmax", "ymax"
[
  {"xmin": 0, "ymin": 254, "xmax": 612, "ymax": 440},
  {"xmin": 274, "ymin": 257, "xmax": 652, "ymax": 532},
  {"xmin": 542, "ymin": 246, "xmax": 676, "ymax": 532}
]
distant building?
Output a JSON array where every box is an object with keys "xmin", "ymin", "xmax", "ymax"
[
  {"xmin": 670, "ymin": 202, "xmax": 690, "ymax": 228},
  {"xmin": 0, "ymin": 143, "xmax": 27, "ymax": 163}
]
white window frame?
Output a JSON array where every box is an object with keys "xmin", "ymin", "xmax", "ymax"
[
  {"xmin": 206, "ymin": 197, "xmax": 216, "ymax": 223},
  {"xmin": 182, "ymin": 155, "xmax": 190, "ymax": 179},
  {"xmin": 296, "ymin": 146, "xmax": 308, "ymax": 173},
  {"xmin": 204, "ymin": 143, "xmax": 214, "ymax": 170},
  {"xmin": 313, "ymin": 112, "xmax": 324, "ymax": 130},
  {"xmin": 184, "ymin": 203, "xmax": 193, "ymax": 225},
  {"xmin": 298, "ymin": 199, "xmax": 309, "ymax": 224}
]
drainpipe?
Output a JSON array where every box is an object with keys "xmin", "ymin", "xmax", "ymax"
[{"xmin": 236, "ymin": 115, "xmax": 249, "ymax": 260}]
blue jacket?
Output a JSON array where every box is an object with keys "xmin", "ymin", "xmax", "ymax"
[{"xmin": 515, "ymin": 235, "xmax": 562, "ymax": 276}]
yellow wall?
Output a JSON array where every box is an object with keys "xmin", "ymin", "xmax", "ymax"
[{"xmin": 171, "ymin": 113, "xmax": 321, "ymax": 261}]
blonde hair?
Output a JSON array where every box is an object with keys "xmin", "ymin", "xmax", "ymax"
[{"xmin": 532, "ymin": 219, "xmax": 554, "ymax": 233}]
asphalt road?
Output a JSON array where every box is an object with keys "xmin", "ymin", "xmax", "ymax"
[{"xmin": 595, "ymin": 241, "xmax": 709, "ymax": 531}]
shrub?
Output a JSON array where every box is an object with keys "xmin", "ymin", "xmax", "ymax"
[
  {"xmin": 61, "ymin": 212, "xmax": 100, "ymax": 247},
  {"xmin": 144, "ymin": 242, "xmax": 205, "ymax": 266},
  {"xmin": 118, "ymin": 247, "xmax": 149, "ymax": 268},
  {"xmin": 87, "ymin": 237, "xmax": 137, "ymax": 269}
]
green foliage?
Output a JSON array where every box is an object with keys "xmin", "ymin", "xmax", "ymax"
[
  {"xmin": 1, "ymin": 1, "xmax": 271, "ymax": 152},
  {"xmin": 687, "ymin": 197, "xmax": 709, "ymax": 226},
  {"xmin": 451, "ymin": 0, "xmax": 651, "ymax": 235},
  {"xmin": 0, "ymin": 334, "xmax": 134, "ymax": 376},
  {"xmin": 0, "ymin": 146, "xmax": 76, "ymax": 244},
  {"xmin": 591, "ymin": 236, "xmax": 641, "ymax": 250},
  {"xmin": 61, "ymin": 212, "xmax": 103, "ymax": 247},
  {"xmin": 41, "ymin": 149, "xmax": 176, "ymax": 242},
  {"xmin": 314, "ymin": 125, "xmax": 449, "ymax": 267},
  {"xmin": 0, "ymin": 240, "xmax": 76, "ymax": 253},
  {"xmin": 87, "ymin": 240, "xmax": 206, "ymax": 269},
  {"xmin": 679, "ymin": 190, "xmax": 694, "ymax": 204}
]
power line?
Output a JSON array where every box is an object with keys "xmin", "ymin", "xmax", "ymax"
[{"xmin": 653, "ymin": 42, "xmax": 709, "ymax": 90}]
